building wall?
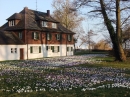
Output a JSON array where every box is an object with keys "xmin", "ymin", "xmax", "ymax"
[
  {"xmin": 0, "ymin": 44, "xmax": 74, "ymax": 61},
  {"xmin": 0, "ymin": 45, "xmax": 27, "ymax": 61},
  {"xmin": 14, "ymin": 30, "xmax": 74, "ymax": 45},
  {"xmin": 27, "ymin": 44, "xmax": 74, "ymax": 58}
]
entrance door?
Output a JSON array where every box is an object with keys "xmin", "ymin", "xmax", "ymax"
[{"xmin": 20, "ymin": 48, "xmax": 24, "ymax": 60}]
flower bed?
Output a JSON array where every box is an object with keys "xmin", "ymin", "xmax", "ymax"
[{"xmin": 0, "ymin": 54, "xmax": 130, "ymax": 93}]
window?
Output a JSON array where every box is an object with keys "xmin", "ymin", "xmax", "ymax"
[
  {"xmin": 32, "ymin": 32, "xmax": 39, "ymax": 40},
  {"xmin": 39, "ymin": 46, "xmax": 41, "ymax": 53},
  {"xmin": 51, "ymin": 46, "xmax": 54, "ymax": 52},
  {"xmin": 67, "ymin": 47, "xmax": 69, "ymax": 52},
  {"xmin": 47, "ymin": 33, "xmax": 52, "ymax": 40},
  {"xmin": 55, "ymin": 34, "xmax": 61, "ymax": 40},
  {"xmin": 11, "ymin": 48, "xmax": 17, "ymax": 53},
  {"xmin": 67, "ymin": 34, "xmax": 72, "ymax": 41},
  {"xmin": 52, "ymin": 46, "xmax": 59, "ymax": 53},
  {"xmin": 46, "ymin": 46, "xmax": 51, "ymax": 50},
  {"xmin": 11, "ymin": 48, "xmax": 13, "ymax": 53},
  {"xmin": 19, "ymin": 32, "xmax": 22, "ymax": 39},
  {"xmin": 67, "ymin": 47, "xmax": 73, "ymax": 52},
  {"xmin": 30, "ymin": 46, "xmax": 41, "ymax": 53},
  {"xmin": 9, "ymin": 20, "xmax": 15, "ymax": 26},
  {"xmin": 71, "ymin": 47, "xmax": 73, "ymax": 51},
  {"xmin": 52, "ymin": 23, "xmax": 57, "ymax": 28},
  {"xmin": 54, "ymin": 46, "xmax": 59, "ymax": 53},
  {"xmin": 15, "ymin": 48, "xmax": 17, "ymax": 53},
  {"xmin": 47, "ymin": 46, "xmax": 59, "ymax": 53},
  {"xmin": 42, "ymin": 21, "xmax": 48, "ymax": 27}
]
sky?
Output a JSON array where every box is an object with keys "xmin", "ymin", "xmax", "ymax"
[
  {"xmin": 0, "ymin": 0, "xmax": 104, "ymax": 49},
  {"xmin": 0, "ymin": 0, "xmax": 54, "ymax": 26}
]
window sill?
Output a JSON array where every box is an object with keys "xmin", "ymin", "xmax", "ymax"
[{"xmin": 34, "ymin": 39, "xmax": 39, "ymax": 41}]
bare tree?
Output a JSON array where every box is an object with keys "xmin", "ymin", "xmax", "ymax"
[
  {"xmin": 52, "ymin": 0, "xmax": 85, "ymax": 52},
  {"xmin": 74, "ymin": 0, "xmax": 130, "ymax": 61},
  {"xmin": 122, "ymin": 26, "xmax": 130, "ymax": 49},
  {"xmin": 79, "ymin": 30, "xmax": 96, "ymax": 52},
  {"xmin": 52, "ymin": 0, "xmax": 84, "ymax": 31}
]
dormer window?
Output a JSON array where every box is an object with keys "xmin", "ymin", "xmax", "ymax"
[
  {"xmin": 52, "ymin": 23, "xmax": 57, "ymax": 28},
  {"xmin": 9, "ymin": 20, "xmax": 15, "ymax": 26},
  {"xmin": 42, "ymin": 21, "xmax": 48, "ymax": 27}
]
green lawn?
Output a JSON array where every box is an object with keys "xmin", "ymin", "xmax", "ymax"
[
  {"xmin": 92, "ymin": 56, "xmax": 130, "ymax": 69},
  {"xmin": 74, "ymin": 50, "xmax": 108, "ymax": 55}
]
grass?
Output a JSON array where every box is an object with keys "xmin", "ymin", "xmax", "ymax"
[
  {"xmin": 75, "ymin": 56, "xmax": 130, "ymax": 70},
  {"xmin": 92, "ymin": 56, "xmax": 130, "ymax": 69},
  {"xmin": 0, "ymin": 88, "xmax": 130, "ymax": 97},
  {"xmin": 0, "ymin": 53, "xmax": 130, "ymax": 97},
  {"xmin": 74, "ymin": 50, "xmax": 108, "ymax": 55}
]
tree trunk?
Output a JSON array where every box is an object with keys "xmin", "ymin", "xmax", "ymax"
[
  {"xmin": 100, "ymin": 0, "xmax": 126, "ymax": 61},
  {"xmin": 115, "ymin": 0, "xmax": 126, "ymax": 61}
]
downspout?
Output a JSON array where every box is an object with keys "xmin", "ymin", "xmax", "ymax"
[
  {"xmin": 45, "ymin": 32, "xmax": 47, "ymax": 57},
  {"xmin": 60, "ymin": 32, "xmax": 62, "ymax": 56},
  {"xmin": 26, "ymin": 30, "xmax": 28, "ymax": 60},
  {"xmin": 66, "ymin": 34, "xmax": 67, "ymax": 56},
  {"xmin": 24, "ymin": 7, "xmax": 28, "ymax": 60}
]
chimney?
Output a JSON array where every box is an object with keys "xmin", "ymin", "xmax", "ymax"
[
  {"xmin": 24, "ymin": 7, "xmax": 28, "ymax": 10},
  {"xmin": 47, "ymin": 10, "xmax": 50, "ymax": 16}
]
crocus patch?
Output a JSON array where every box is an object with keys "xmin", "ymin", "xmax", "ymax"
[{"xmin": 0, "ymin": 54, "xmax": 130, "ymax": 93}]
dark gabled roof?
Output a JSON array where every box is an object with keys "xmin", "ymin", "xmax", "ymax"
[
  {"xmin": 58, "ymin": 24, "xmax": 75, "ymax": 34},
  {"xmin": 0, "ymin": 31, "xmax": 24, "ymax": 44},
  {"xmin": 34, "ymin": 10, "xmax": 59, "ymax": 23},
  {"xmin": 7, "ymin": 13, "xmax": 21, "ymax": 20},
  {"xmin": 4, "ymin": 7, "xmax": 41, "ymax": 31},
  {"xmin": 1, "ymin": 7, "xmax": 75, "ymax": 34}
]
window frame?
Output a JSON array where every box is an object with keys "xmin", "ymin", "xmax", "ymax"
[
  {"xmin": 32, "ymin": 32, "xmax": 39, "ymax": 40},
  {"xmin": 47, "ymin": 33, "xmax": 52, "ymax": 40},
  {"xmin": 46, "ymin": 46, "xmax": 51, "ymax": 50},
  {"xmin": 54, "ymin": 46, "xmax": 59, "ymax": 53},
  {"xmin": 30, "ymin": 46, "xmax": 41, "ymax": 54},
  {"xmin": 67, "ymin": 34, "xmax": 72, "ymax": 41},
  {"xmin": 11, "ymin": 48, "xmax": 17, "ymax": 53},
  {"xmin": 52, "ymin": 46, "xmax": 59, "ymax": 53},
  {"xmin": 11, "ymin": 48, "xmax": 13, "ymax": 53},
  {"xmin": 19, "ymin": 32, "xmax": 22, "ymax": 39},
  {"xmin": 56, "ymin": 34, "xmax": 61, "ymax": 40},
  {"xmin": 67, "ymin": 47, "xmax": 69, "ymax": 52},
  {"xmin": 9, "ymin": 20, "xmax": 15, "ymax": 26},
  {"xmin": 42, "ymin": 21, "xmax": 48, "ymax": 27},
  {"xmin": 67, "ymin": 47, "xmax": 73, "ymax": 52},
  {"xmin": 52, "ymin": 23, "xmax": 57, "ymax": 28},
  {"xmin": 71, "ymin": 47, "xmax": 73, "ymax": 51}
]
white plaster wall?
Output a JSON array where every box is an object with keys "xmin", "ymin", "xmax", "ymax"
[
  {"xmin": 27, "ymin": 44, "xmax": 45, "ymax": 59},
  {"xmin": 45, "ymin": 44, "xmax": 64, "ymax": 57},
  {"xmin": 0, "ymin": 44, "xmax": 74, "ymax": 61},
  {"xmin": 46, "ymin": 44, "xmax": 74, "ymax": 57},
  {"xmin": 0, "ymin": 45, "xmax": 27, "ymax": 61},
  {"xmin": 27, "ymin": 44, "xmax": 67, "ymax": 58},
  {"xmin": 66, "ymin": 45, "xmax": 74, "ymax": 56}
]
